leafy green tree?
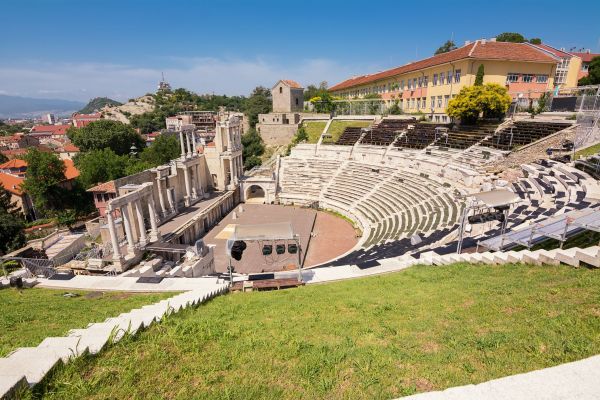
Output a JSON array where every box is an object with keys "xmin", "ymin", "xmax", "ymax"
[
  {"xmin": 578, "ymin": 56, "xmax": 600, "ymax": 85},
  {"xmin": 22, "ymin": 149, "xmax": 66, "ymax": 213},
  {"xmin": 292, "ymin": 126, "xmax": 308, "ymax": 145},
  {"xmin": 244, "ymin": 86, "xmax": 272, "ymax": 128},
  {"xmin": 529, "ymin": 38, "xmax": 542, "ymax": 45},
  {"xmin": 434, "ymin": 40, "xmax": 458, "ymax": 55},
  {"xmin": 68, "ymin": 120, "xmax": 144, "ymax": 155},
  {"xmin": 0, "ymin": 187, "xmax": 26, "ymax": 255},
  {"xmin": 140, "ymin": 134, "xmax": 180, "ymax": 166},
  {"xmin": 74, "ymin": 148, "xmax": 127, "ymax": 189},
  {"xmin": 241, "ymin": 128, "xmax": 265, "ymax": 170},
  {"xmin": 447, "ymin": 84, "xmax": 511, "ymax": 124},
  {"xmin": 474, "ymin": 64, "xmax": 485, "ymax": 86},
  {"xmin": 388, "ymin": 100, "xmax": 402, "ymax": 115},
  {"xmin": 496, "ymin": 32, "xmax": 526, "ymax": 43}
]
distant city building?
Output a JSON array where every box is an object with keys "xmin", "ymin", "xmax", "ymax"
[
  {"xmin": 29, "ymin": 124, "xmax": 71, "ymax": 143},
  {"xmin": 44, "ymin": 113, "xmax": 56, "ymax": 124},
  {"xmin": 157, "ymin": 72, "xmax": 172, "ymax": 93}
]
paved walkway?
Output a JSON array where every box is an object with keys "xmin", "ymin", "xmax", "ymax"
[
  {"xmin": 399, "ymin": 355, "xmax": 600, "ymax": 400},
  {"xmin": 36, "ymin": 276, "xmax": 224, "ymax": 292}
]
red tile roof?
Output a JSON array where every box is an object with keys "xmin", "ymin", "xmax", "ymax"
[
  {"xmin": 532, "ymin": 43, "xmax": 574, "ymax": 58},
  {"xmin": 30, "ymin": 124, "xmax": 71, "ymax": 135},
  {"xmin": 280, "ymin": 79, "xmax": 302, "ymax": 89},
  {"xmin": 72, "ymin": 113, "xmax": 101, "ymax": 120},
  {"xmin": 330, "ymin": 41, "xmax": 558, "ymax": 91},
  {"xmin": 62, "ymin": 144, "xmax": 80, "ymax": 152},
  {"xmin": 87, "ymin": 180, "xmax": 116, "ymax": 193},
  {"xmin": 0, "ymin": 172, "xmax": 24, "ymax": 195},
  {"xmin": 0, "ymin": 159, "xmax": 27, "ymax": 169},
  {"xmin": 0, "ymin": 158, "xmax": 78, "ymax": 180},
  {"xmin": 572, "ymin": 52, "xmax": 600, "ymax": 63},
  {"xmin": 63, "ymin": 159, "xmax": 79, "ymax": 180}
]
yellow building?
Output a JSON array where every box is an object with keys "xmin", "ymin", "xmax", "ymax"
[{"xmin": 329, "ymin": 39, "xmax": 582, "ymax": 121}]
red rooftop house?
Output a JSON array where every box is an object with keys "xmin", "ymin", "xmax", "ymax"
[
  {"xmin": 87, "ymin": 180, "xmax": 117, "ymax": 218},
  {"xmin": 72, "ymin": 113, "xmax": 102, "ymax": 128},
  {"xmin": 29, "ymin": 124, "xmax": 71, "ymax": 143}
]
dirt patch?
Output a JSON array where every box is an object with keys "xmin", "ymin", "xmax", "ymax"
[
  {"xmin": 84, "ymin": 291, "xmax": 105, "ymax": 299},
  {"xmin": 414, "ymin": 377, "xmax": 434, "ymax": 392},
  {"xmin": 421, "ymin": 341, "xmax": 441, "ymax": 354}
]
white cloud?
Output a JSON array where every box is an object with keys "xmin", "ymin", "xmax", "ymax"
[{"xmin": 0, "ymin": 57, "xmax": 376, "ymax": 102}]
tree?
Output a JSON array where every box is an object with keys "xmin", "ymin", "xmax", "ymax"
[
  {"xmin": 388, "ymin": 100, "xmax": 402, "ymax": 115},
  {"xmin": 474, "ymin": 64, "xmax": 485, "ymax": 86},
  {"xmin": 447, "ymin": 83, "xmax": 511, "ymax": 124},
  {"xmin": 529, "ymin": 38, "xmax": 542, "ymax": 45},
  {"xmin": 434, "ymin": 40, "xmax": 458, "ymax": 55},
  {"xmin": 74, "ymin": 148, "xmax": 127, "ymax": 189},
  {"xmin": 496, "ymin": 32, "xmax": 526, "ymax": 43},
  {"xmin": 22, "ymin": 149, "xmax": 66, "ymax": 213},
  {"xmin": 68, "ymin": 119, "xmax": 144, "ymax": 155},
  {"xmin": 578, "ymin": 56, "xmax": 600, "ymax": 85},
  {"xmin": 243, "ymin": 86, "xmax": 272, "ymax": 128},
  {"xmin": 0, "ymin": 152, "xmax": 7, "ymax": 163},
  {"xmin": 241, "ymin": 128, "xmax": 265, "ymax": 170},
  {"xmin": 140, "ymin": 134, "xmax": 180, "ymax": 166},
  {"xmin": 0, "ymin": 187, "xmax": 25, "ymax": 255}
]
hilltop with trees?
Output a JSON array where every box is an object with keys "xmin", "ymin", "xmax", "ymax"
[{"xmin": 78, "ymin": 97, "xmax": 122, "ymax": 114}]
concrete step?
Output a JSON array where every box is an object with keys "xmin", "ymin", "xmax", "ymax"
[
  {"xmin": 575, "ymin": 246, "xmax": 600, "ymax": 267},
  {"xmin": 0, "ymin": 374, "xmax": 28, "ymax": 399},
  {"xmin": 555, "ymin": 248, "xmax": 581, "ymax": 267},
  {"xmin": 37, "ymin": 336, "xmax": 87, "ymax": 361},
  {"xmin": 0, "ymin": 347, "xmax": 64, "ymax": 386},
  {"xmin": 479, "ymin": 253, "xmax": 497, "ymax": 265}
]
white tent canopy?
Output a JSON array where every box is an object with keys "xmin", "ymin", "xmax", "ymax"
[
  {"xmin": 230, "ymin": 222, "xmax": 295, "ymax": 242},
  {"xmin": 468, "ymin": 190, "xmax": 521, "ymax": 208}
]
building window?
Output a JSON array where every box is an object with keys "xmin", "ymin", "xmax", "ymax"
[
  {"xmin": 423, "ymin": 76, "xmax": 428, "ymax": 86},
  {"xmin": 417, "ymin": 77, "xmax": 422, "ymax": 87},
  {"xmin": 582, "ymin": 64, "xmax": 589, "ymax": 72},
  {"xmin": 447, "ymin": 70, "xmax": 452, "ymax": 83},
  {"xmin": 413, "ymin": 78, "xmax": 417, "ymax": 89},
  {"xmin": 433, "ymin": 73, "xmax": 438, "ymax": 85},
  {"xmin": 431, "ymin": 97, "xmax": 435, "ymax": 109},
  {"xmin": 435, "ymin": 115, "xmax": 440, "ymax": 122},
  {"xmin": 400, "ymin": 80, "xmax": 404, "ymax": 90},
  {"xmin": 421, "ymin": 98, "xmax": 426, "ymax": 108},
  {"xmin": 536, "ymin": 74, "xmax": 548, "ymax": 83},
  {"xmin": 295, "ymin": 98, "xmax": 299, "ymax": 105},
  {"xmin": 442, "ymin": 116, "xmax": 448, "ymax": 122},
  {"xmin": 440, "ymin": 72, "xmax": 445, "ymax": 85},
  {"xmin": 279, "ymin": 87, "xmax": 282, "ymax": 94},
  {"xmin": 506, "ymin": 73, "xmax": 519, "ymax": 83},
  {"xmin": 410, "ymin": 98, "xmax": 415, "ymax": 108},
  {"xmin": 522, "ymin": 74, "xmax": 534, "ymax": 83},
  {"xmin": 444, "ymin": 95, "xmax": 450, "ymax": 107},
  {"xmin": 407, "ymin": 79, "xmax": 412, "ymax": 90},
  {"xmin": 437, "ymin": 96, "xmax": 443, "ymax": 108},
  {"xmin": 454, "ymin": 69, "xmax": 461, "ymax": 83},
  {"xmin": 555, "ymin": 70, "xmax": 567, "ymax": 84}
]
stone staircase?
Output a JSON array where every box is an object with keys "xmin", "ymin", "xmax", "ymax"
[{"xmin": 0, "ymin": 283, "xmax": 229, "ymax": 398}]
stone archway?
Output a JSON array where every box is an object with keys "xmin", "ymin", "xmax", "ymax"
[{"xmin": 245, "ymin": 185, "xmax": 266, "ymax": 204}]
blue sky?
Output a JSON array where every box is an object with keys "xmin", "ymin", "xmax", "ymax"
[{"xmin": 1, "ymin": 0, "xmax": 599, "ymax": 102}]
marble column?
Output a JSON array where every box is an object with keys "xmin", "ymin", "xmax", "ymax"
[
  {"xmin": 147, "ymin": 195, "xmax": 160, "ymax": 242},
  {"xmin": 166, "ymin": 186, "xmax": 176, "ymax": 213},
  {"xmin": 121, "ymin": 205, "xmax": 135, "ymax": 254},
  {"xmin": 183, "ymin": 166, "xmax": 192, "ymax": 205},
  {"xmin": 186, "ymin": 132, "xmax": 192, "ymax": 158},
  {"xmin": 192, "ymin": 131, "xmax": 197, "ymax": 154},
  {"xmin": 156, "ymin": 177, "xmax": 167, "ymax": 217},
  {"xmin": 179, "ymin": 131, "xmax": 186, "ymax": 158},
  {"xmin": 107, "ymin": 209, "xmax": 121, "ymax": 260},
  {"xmin": 134, "ymin": 200, "xmax": 147, "ymax": 246}
]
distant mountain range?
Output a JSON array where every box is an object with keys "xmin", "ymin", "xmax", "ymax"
[
  {"xmin": 79, "ymin": 97, "xmax": 122, "ymax": 114},
  {"xmin": 0, "ymin": 95, "xmax": 86, "ymax": 119}
]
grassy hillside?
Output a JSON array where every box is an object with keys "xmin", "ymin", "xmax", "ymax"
[
  {"xmin": 79, "ymin": 97, "xmax": 122, "ymax": 114},
  {"xmin": 302, "ymin": 120, "xmax": 327, "ymax": 143},
  {"xmin": 323, "ymin": 120, "xmax": 372, "ymax": 143},
  {"xmin": 30, "ymin": 263, "xmax": 600, "ymax": 400},
  {"xmin": 0, "ymin": 288, "xmax": 173, "ymax": 357}
]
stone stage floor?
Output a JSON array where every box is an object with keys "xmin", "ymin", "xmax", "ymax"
[{"xmin": 203, "ymin": 204, "xmax": 357, "ymax": 274}]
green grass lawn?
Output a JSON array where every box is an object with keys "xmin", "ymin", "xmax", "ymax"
[
  {"xmin": 302, "ymin": 121, "xmax": 327, "ymax": 143},
  {"xmin": 324, "ymin": 120, "xmax": 372, "ymax": 143},
  {"xmin": 575, "ymin": 142, "xmax": 600, "ymax": 159},
  {"xmin": 29, "ymin": 263, "xmax": 600, "ymax": 400},
  {"xmin": 0, "ymin": 288, "xmax": 174, "ymax": 357}
]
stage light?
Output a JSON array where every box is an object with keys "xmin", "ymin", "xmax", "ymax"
[
  {"xmin": 287, "ymin": 243, "xmax": 298, "ymax": 254},
  {"xmin": 262, "ymin": 244, "xmax": 273, "ymax": 255},
  {"xmin": 231, "ymin": 240, "xmax": 247, "ymax": 261},
  {"xmin": 276, "ymin": 244, "xmax": 285, "ymax": 255}
]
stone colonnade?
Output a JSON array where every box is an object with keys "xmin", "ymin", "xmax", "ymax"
[{"xmin": 106, "ymin": 182, "xmax": 160, "ymax": 266}]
